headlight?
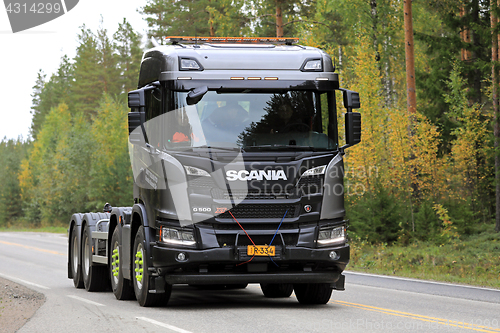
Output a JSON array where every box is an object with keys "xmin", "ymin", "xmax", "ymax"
[
  {"xmin": 301, "ymin": 59, "xmax": 323, "ymax": 72},
  {"xmin": 179, "ymin": 58, "xmax": 203, "ymax": 71},
  {"xmin": 160, "ymin": 227, "xmax": 196, "ymax": 246},
  {"xmin": 301, "ymin": 165, "xmax": 326, "ymax": 177},
  {"xmin": 318, "ymin": 225, "xmax": 346, "ymax": 246},
  {"xmin": 184, "ymin": 166, "xmax": 211, "ymax": 177}
]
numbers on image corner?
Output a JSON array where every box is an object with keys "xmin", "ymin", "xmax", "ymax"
[{"xmin": 5, "ymin": 2, "xmax": 62, "ymax": 14}]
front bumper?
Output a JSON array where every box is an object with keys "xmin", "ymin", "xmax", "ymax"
[{"xmin": 151, "ymin": 243, "xmax": 349, "ymax": 285}]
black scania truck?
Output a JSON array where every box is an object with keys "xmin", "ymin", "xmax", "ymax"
[{"xmin": 68, "ymin": 36, "xmax": 361, "ymax": 307}]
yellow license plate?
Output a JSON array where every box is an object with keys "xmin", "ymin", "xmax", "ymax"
[{"xmin": 247, "ymin": 245, "xmax": 275, "ymax": 256}]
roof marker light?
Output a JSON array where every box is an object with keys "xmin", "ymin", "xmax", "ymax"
[{"xmin": 167, "ymin": 36, "xmax": 299, "ymax": 45}]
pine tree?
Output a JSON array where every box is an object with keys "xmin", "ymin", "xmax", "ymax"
[
  {"xmin": 30, "ymin": 56, "xmax": 73, "ymax": 140},
  {"xmin": 114, "ymin": 18, "xmax": 143, "ymax": 93},
  {"xmin": 71, "ymin": 26, "xmax": 103, "ymax": 118},
  {"xmin": 140, "ymin": 0, "xmax": 250, "ymax": 40},
  {"xmin": 250, "ymin": 0, "xmax": 313, "ymax": 37}
]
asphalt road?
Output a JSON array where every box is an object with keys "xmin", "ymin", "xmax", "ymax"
[{"xmin": 1, "ymin": 231, "xmax": 499, "ymax": 333}]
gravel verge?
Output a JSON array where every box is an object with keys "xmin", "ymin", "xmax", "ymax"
[{"xmin": 0, "ymin": 277, "xmax": 45, "ymax": 333}]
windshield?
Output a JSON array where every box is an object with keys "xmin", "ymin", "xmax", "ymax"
[{"xmin": 156, "ymin": 90, "xmax": 337, "ymax": 151}]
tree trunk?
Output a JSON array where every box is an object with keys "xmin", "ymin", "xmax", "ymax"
[
  {"xmin": 493, "ymin": 1, "xmax": 500, "ymax": 232},
  {"xmin": 460, "ymin": 5, "xmax": 471, "ymax": 61},
  {"xmin": 404, "ymin": 0, "xmax": 417, "ymax": 231},
  {"xmin": 404, "ymin": 0, "xmax": 416, "ymax": 117},
  {"xmin": 276, "ymin": 0, "xmax": 283, "ymax": 37}
]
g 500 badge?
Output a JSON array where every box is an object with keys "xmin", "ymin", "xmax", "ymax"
[{"xmin": 3, "ymin": 1, "xmax": 79, "ymax": 33}]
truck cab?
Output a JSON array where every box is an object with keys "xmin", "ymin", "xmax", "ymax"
[{"xmin": 68, "ymin": 37, "xmax": 361, "ymax": 307}]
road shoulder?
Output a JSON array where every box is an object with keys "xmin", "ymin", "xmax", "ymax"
[{"xmin": 0, "ymin": 277, "xmax": 45, "ymax": 333}]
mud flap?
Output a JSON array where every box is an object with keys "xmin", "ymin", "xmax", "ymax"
[
  {"xmin": 150, "ymin": 276, "xmax": 166, "ymax": 294},
  {"xmin": 333, "ymin": 274, "xmax": 345, "ymax": 291}
]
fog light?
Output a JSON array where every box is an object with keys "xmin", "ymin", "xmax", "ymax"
[
  {"xmin": 177, "ymin": 252, "xmax": 187, "ymax": 261},
  {"xmin": 329, "ymin": 251, "xmax": 340, "ymax": 260}
]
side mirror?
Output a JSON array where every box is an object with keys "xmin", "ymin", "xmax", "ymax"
[
  {"xmin": 345, "ymin": 112, "xmax": 361, "ymax": 147},
  {"xmin": 342, "ymin": 89, "xmax": 360, "ymax": 111},
  {"xmin": 128, "ymin": 112, "xmax": 146, "ymax": 144},
  {"xmin": 128, "ymin": 89, "xmax": 146, "ymax": 110},
  {"xmin": 128, "ymin": 89, "xmax": 147, "ymax": 145},
  {"xmin": 186, "ymin": 86, "xmax": 208, "ymax": 105}
]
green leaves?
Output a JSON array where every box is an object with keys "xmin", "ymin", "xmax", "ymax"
[{"xmin": 10, "ymin": 21, "xmax": 141, "ymax": 226}]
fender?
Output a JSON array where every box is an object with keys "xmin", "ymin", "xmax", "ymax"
[
  {"xmin": 131, "ymin": 203, "xmax": 155, "ymax": 274},
  {"xmin": 109, "ymin": 207, "xmax": 133, "ymax": 280},
  {"xmin": 67, "ymin": 213, "xmax": 84, "ymax": 279},
  {"xmin": 80, "ymin": 212, "xmax": 111, "ymax": 267}
]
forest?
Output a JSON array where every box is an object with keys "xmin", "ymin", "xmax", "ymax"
[{"xmin": 1, "ymin": 0, "xmax": 499, "ymax": 254}]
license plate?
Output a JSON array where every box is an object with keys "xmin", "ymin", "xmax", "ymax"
[{"xmin": 247, "ymin": 245, "xmax": 275, "ymax": 256}]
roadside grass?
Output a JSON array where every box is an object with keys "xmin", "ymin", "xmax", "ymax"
[
  {"xmin": 349, "ymin": 224, "xmax": 500, "ymax": 289},
  {"xmin": 0, "ymin": 220, "xmax": 67, "ymax": 234}
]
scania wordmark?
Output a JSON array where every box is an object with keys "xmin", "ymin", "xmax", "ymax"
[{"xmin": 68, "ymin": 36, "xmax": 362, "ymax": 306}]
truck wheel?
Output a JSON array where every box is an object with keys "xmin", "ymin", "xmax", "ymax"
[
  {"xmin": 70, "ymin": 226, "xmax": 84, "ymax": 288},
  {"xmin": 82, "ymin": 224, "xmax": 108, "ymax": 291},
  {"xmin": 293, "ymin": 283, "xmax": 332, "ymax": 304},
  {"xmin": 110, "ymin": 228, "xmax": 135, "ymax": 300},
  {"xmin": 260, "ymin": 283, "xmax": 293, "ymax": 298},
  {"xmin": 132, "ymin": 226, "xmax": 172, "ymax": 307}
]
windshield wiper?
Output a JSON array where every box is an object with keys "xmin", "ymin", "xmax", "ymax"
[
  {"xmin": 194, "ymin": 145, "xmax": 245, "ymax": 152},
  {"xmin": 245, "ymin": 145, "xmax": 318, "ymax": 151}
]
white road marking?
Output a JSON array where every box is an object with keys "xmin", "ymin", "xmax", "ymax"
[
  {"xmin": 67, "ymin": 295, "xmax": 105, "ymax": 307},
  {"xmin": 0, "ymin": 272, "xmax": 50, "ymax": 290},
  {"xmin": 137, "ymin": 317, "xmax": 193, "ymax": 333},
  {"xmin": 345, "ymin": 270, "xmax": 500, "ymax": 292}
]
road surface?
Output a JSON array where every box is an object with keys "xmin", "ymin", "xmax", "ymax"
[{"xmin": 0, "ymin": 232, "xmax": 499, "ymax": 333}]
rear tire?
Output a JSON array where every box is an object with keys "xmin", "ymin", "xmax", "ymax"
[
  {"xmin": 132, "ymin": 226, "xmax": 172, "ymax": 307},
  {"xmin": 293, "ymin": 283, "xmax": 332, "ymax": 304},
  {"xmin": 260, "ymin": 283, "xmax": 293, "ymax": 298},
  {"xmin": 82, "ymin": 224, "xmax": 108, "ymax": 291},
  {"xmin": 110, "ymin": 228, "xmax": 135, "ymax": 300},
  {"xmin": 70, "ymin": 226, "xmax": 83, "ymax": 288}
]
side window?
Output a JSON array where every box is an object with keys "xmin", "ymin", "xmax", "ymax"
[{"xmin": 144, "ymin": 87, "xmax": 163, "ymax": 147}]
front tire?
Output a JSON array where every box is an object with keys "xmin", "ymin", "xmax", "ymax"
[
  {"xmin": 293, "ymin": 283, "xmax": 332, "ymax": 304},
  {"xmin": 70, "ymin": 226, "xmax": 83, "ymax": 288},
  {"xmin": 132, "ymin": 226, "xmax": 171, "ymax": 307},
  {"xmin": 260, "ymin": 283, "xmax": 293, "ymax": 298},
  {"xmin": 82, "ymin": 224, "xmax": 108, "ymax": 291},
  {"xmin": 110, "ymin": 228, "xmax": 135, "ymax": 300}
]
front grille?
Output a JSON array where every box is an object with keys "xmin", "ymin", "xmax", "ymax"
[
  {"xmin": 217, "ymin": 204, "xmax": 299, "ymax": 219},
  {"xmin": 216, "ymin": 233, "xmax": 299, "ymax": 247},
  {"xmin": 211, "ymin": 188, "xmax": 297, "ymax": 200},
  {"xmin": 213, "ymin": 223, "xmax": 298, "ymax": 230}
]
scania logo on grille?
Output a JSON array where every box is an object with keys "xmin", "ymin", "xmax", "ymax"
[
  {"xmin": 226, "ymin": 170, "xmax": 287, "ymax": 181},
  {"xmin": 304, "ymin": 205, "xmax": 312, "ymax": 213}
]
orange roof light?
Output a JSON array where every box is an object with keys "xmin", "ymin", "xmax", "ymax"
[{"xmin": 166, "ymin": 36, "xmax": 299, "ymax": 45}]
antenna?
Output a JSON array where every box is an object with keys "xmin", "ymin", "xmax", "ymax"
[{"xmin": 151, "ymin": 36, "xmax": 160, "ymax": 48}]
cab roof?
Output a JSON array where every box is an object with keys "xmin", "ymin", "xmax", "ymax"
[{"xmin": 138, "ymin": 39, "xmax": 337, "ymax": 89}]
